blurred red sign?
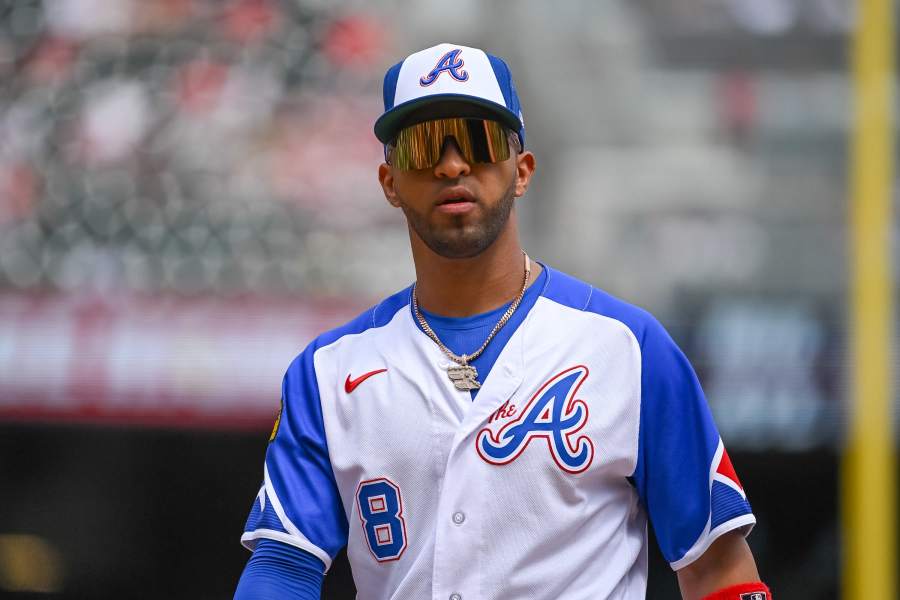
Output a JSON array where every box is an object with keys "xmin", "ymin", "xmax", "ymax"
[{"xmin": 0, "ymin": 292, "xmax": 363, "ymax": 429}]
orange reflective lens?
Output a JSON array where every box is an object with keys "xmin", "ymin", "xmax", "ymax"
[{"xmin": 391, "ymin": 118, "xmax": 511, "ymax": 170}]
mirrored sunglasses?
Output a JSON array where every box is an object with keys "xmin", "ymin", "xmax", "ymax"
[{"xmin": 390, "ymin": 118, "xmax": 513, "ymax": 170}]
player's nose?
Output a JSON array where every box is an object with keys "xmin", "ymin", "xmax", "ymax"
[{"xmin": 433, "ymin": 136, "xmax": 471, "ymax": 179}]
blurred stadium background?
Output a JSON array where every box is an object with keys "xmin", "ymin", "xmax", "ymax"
[{"xmin": 0, "ymin": 0, "xmax": 893, "ymax": 598}]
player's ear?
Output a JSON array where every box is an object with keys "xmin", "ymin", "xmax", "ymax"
[
  {"xmin": 378, "ymin": 162, "xmax": 402, "ymax": 207},
  {"xmin": 513, "ymin": 150, "xmax": 536, "ymax": 198}
]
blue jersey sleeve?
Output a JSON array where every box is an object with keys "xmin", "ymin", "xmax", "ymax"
[
  {"xmin": 241, "ymin": 346, "xmax": 348, "ymax": 570},
  {"xmin": 233, "ymin": 539, "xmax": 324, "ymax": 600},
  {"xmin": 630, "ymin": 317, "xmax": 755, "ymax": 570}
]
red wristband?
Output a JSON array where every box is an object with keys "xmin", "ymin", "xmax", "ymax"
[{"xmin": 702, "ymin": 582, "xmax": 771, "ymax": 600}]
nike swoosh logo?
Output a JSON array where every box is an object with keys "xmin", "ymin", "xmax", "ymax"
[{"xmin": 345, "ymin": 369, "xmax": 388, "ymax": 394}]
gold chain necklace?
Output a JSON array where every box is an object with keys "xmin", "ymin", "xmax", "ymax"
[{"xmin": 412, "ymin": 251, "xmax": 531, "ymax": 391}]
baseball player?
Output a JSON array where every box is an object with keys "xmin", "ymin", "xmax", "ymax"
[{"xmin": 233, "ymin": 43, "xmax": 770, "ymax": 600}]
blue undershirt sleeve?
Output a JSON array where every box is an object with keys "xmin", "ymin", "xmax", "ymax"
[{"xmin": 233, "ymin": 538, "xmax": 324, "ymax": 600}]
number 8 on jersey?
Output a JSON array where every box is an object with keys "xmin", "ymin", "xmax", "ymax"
[{"xmin": 356, "ymin": 478, "xmax": 407, "ymax": 561}]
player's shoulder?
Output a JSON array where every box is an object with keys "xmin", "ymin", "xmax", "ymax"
[
  {"xmin": 286, "ymin": 285, "xmax": 412, "ymax": 371},
  {"xmin": 541, "ymin": 265, "xmax": 668, "ymax": 347}
]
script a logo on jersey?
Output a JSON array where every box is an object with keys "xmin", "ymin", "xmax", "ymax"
[
  {"xmin": 419, "ymin": 48, "xmax": 469, "ymax": 86},
  {"xmin": 476, "ymin": 365, "xmax": 594, "ymax": 474}
]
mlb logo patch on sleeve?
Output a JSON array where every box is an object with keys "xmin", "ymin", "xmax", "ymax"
[{"xmin": 706, "ymin": 584, "xmax": 770, "ymax": 600}]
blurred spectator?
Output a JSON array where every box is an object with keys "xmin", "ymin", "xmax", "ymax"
[
  {"xmin": 0, "ymin": 0, "xmax": 389, "ymax": 295},
  {"xmin": 716, "ymin": 70, "xmax": 758, "ymax": 148}
]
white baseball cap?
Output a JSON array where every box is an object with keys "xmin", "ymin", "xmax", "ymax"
[{"xmin": 374, "ymin": 43, "xmax": 525, "ymax": 148}]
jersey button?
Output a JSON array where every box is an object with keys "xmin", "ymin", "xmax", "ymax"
[
  {"xmin": 452, "ymin": 511, "xmax": 465, "ymax": 525},
  {"xmin": 449, "ymin": 594, "xmax": 462, "ymax": 600}
]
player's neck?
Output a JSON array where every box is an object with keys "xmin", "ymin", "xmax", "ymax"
[{"xmin": 410, "ymin": 224, "xmax": 542, "ymax": 318}]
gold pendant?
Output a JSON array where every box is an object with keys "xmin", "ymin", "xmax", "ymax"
[{"xmin": 447, "ymin": 364, "xmax": 481, "ymax": 391}]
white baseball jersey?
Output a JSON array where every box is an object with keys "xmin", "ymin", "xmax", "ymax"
[{"xmin": 242, "ymin": 266, "xmax": 755, "ymax": 599}]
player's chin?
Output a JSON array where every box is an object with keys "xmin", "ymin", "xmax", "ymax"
[
  {"xmin": 427, "ymin": 208, "xmax": 483, "ymax": 233},
  {"xmin": 425, "ymin": 228, "xmax": 494, "ymax": 259}
]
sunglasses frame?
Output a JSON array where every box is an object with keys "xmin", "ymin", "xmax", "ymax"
[{"xmin": 387, "ymin": 118, "xmax": 521, "ymax": 170}]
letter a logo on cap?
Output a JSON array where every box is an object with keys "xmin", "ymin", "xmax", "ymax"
[{"xmin": 419, "ymin": 49, "xmax": 469, "ymax": 86}]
